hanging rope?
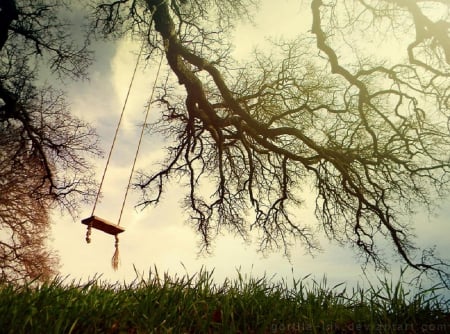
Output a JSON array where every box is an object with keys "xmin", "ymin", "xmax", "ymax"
[
  {"xmin": 90, "ymin": 43, "xmax": 146, "ymax": 219},
  {"xmin": 111, "ymin": 52, "xmax": 164, "ymax": 270},
  {"xmin": 117, "ymin": 52, "xmax": 164, "ymax": 227},
  {"xmin": 85, "ymin": 41, "xmax": 146, "ymax": 248}
]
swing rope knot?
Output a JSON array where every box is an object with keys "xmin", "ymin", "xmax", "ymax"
[
  {"xmin": 112, "ymin": 235, "xmax": 120, "ymax": 271},
  {"xmin": 86, "ymin": 223, "xmax": 92, "ymax": 244}
]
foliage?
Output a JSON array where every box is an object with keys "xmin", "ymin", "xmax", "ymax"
[
  {"xmin": 0, "ymin": 268, "xmax": 448, "ymax": 333},
  {"xmin": 0, "ymin": 121, "xmax": 58, "ymax": 283}
]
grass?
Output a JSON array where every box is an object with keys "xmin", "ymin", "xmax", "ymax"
[{"xmin": 0, "ymin": 268, "xmax": 449, "ymax": 333}]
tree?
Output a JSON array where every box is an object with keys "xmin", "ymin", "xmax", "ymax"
[
  {"xmin": 0, "ymin": 0, "xmax": 99, "ymax": 283},
  {"xmin": 92, "ymin": 0, "xmax": 450, "ymax": 283},
  {"xmin": 0, "ymin": 124, "xmax": 58, "ymax": 283}
]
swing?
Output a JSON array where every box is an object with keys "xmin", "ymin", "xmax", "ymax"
[
  {"xmin": 82, "ymin": 216, "xmax": 125, "ymax": 236},
  {"xmin": 82, "ymin": 42, "xmax": 164, "ymax": 270}
]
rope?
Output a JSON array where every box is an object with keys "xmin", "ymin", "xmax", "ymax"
[
  {"xmin": 112, "ymin": 235, "xmax": 120, "ymax": 270},
  {"xmin": 90, "ymin": 41, "xmax": 146, "ymax": 217},
  {"xmin": 117, "ymin": 51, "xmax": 164, "ymax": 226},
  {"xmin": 85, "ymin": 223, "xmax": 92, "ymax": 243}
]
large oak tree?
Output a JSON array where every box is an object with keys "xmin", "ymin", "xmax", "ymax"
[{"xmin": 92, "ymin": 0, "xmax": 450, "ymax": 283}]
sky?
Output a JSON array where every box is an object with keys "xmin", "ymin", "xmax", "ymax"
[{"xmin": 50, "ymin": 0, "xmax": 450, "ymax": 292}]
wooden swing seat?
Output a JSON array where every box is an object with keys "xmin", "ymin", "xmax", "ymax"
[{"xmin": 81, "ymin": 215, "xmax": 125, "ymax": 236}]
